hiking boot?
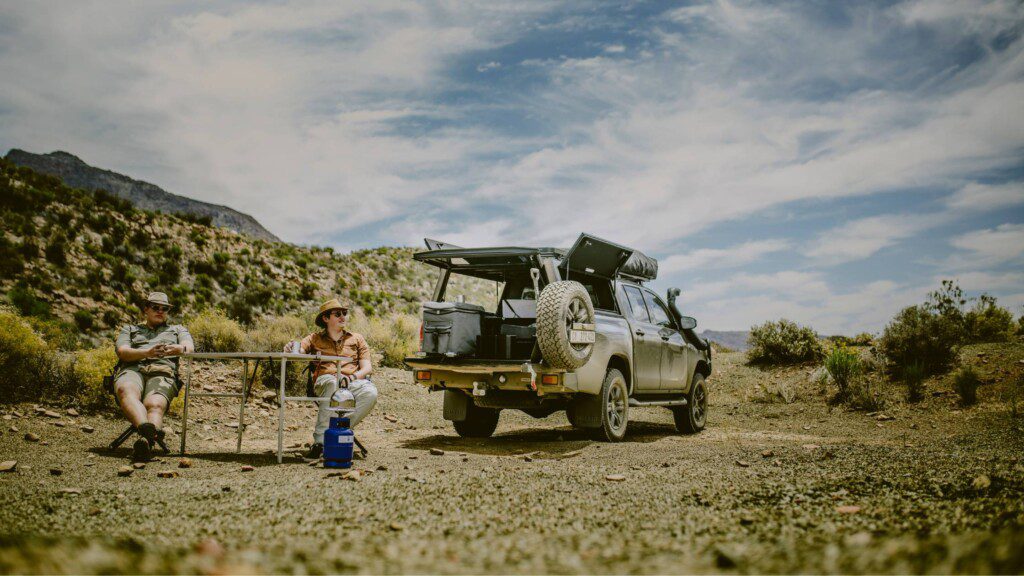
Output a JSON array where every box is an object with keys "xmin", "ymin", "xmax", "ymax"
[
  {"xmin": 132, "ymin": 438, "xmax": 151, "ymax": 462},
  {"xmin": 137, "ymin": 422, "xmax": 158, "ymax": 442},
  {"xmin": 304, "ymin": 443, "xmax": 323, "ymax": 461}
]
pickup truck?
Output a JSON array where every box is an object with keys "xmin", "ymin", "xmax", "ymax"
[{"xmin": 404, "ymin": 233, "xmax": 712, "ymax": 441}]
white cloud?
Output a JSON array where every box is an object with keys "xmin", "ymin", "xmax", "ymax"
[
  {"xmin": 948, "ymin": 223, "xmax": 1024, "ymax": 268},
  {"xmin": 805, "ymin": 214, "xmax": 944, "ymax": 264},
  {"xmin": 661, "ymin": 239, "xmax": 790, "ymax": 273},
  {"xmin": 938, "ymin": 271, "xmax": 1024, "ymax": 291},
  {"xmin": 945, "ymin": 182, "xmax": 1024, "ymax": 212}
]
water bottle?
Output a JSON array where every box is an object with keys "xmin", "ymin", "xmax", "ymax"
[{"xmin": 324, "ymin": 417, "xmax": 354, "ymax": 469}]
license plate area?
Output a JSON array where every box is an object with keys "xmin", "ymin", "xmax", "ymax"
[{"xmin": 569, "ymin": 330, "xmax": 596, "ymax": 344}]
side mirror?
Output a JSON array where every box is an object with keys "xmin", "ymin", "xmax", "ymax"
[{"xmin": 678, "ymin": 316, "xmax": 697, "ymax": 330}]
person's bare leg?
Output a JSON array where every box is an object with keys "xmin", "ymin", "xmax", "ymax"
[
  {"xmin": 116, "ymin": 382, "xmax": 147, "ymax": 428},
  {"xmin": 143, "ymin": 394, "xmax": 168, "ymax": 430}
]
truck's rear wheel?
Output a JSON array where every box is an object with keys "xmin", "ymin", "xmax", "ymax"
[
  {"xmin": 589, "ymin": 368, "xmax": 628, "ymax": 442},
  {"xmin": 452, "ymin": 402, "xmax": 500, "ymax": 438},
  {"xmin": 537, "ymin": 281, "xmax": 595, "ymax": 370},
  {"xmin": 673, "ymin": 374, "xmax": 707, "ymax": 434}
]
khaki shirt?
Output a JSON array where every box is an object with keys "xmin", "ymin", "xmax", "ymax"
[
  {"xmin": 299, "ymin": 329, "xmax": 370, "ymax": 379},
  {"xmin": 115, "ymin": 323, "xmax": 193, "ymax": 375}
]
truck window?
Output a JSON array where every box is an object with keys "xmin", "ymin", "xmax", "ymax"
[
  {"xmin": 623, "ymin": 285, "xmax": 651, "ymax": 323},
  {"xmin": 642, "ymin": 290, "xmax": 675, "ymax": 329}
]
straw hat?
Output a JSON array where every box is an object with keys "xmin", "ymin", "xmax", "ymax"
[{"xmin": 315, "ymin": 298, "xmax": 350, "ymax": 328}]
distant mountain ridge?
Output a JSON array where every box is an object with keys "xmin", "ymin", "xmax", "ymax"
[
  {"xmin": 700, "ymin": 330, "xmax": 751, "ymax": 352},
  {"xmin": 4, "ymin": 149, "xmax": 280, "ymax": 242}
]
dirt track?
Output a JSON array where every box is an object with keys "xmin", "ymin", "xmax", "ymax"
[{"xmin": 1, "ymin": 349, "xmax": 1023, "ymax": 574}]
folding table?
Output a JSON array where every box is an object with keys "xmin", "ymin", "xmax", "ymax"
[{"xmin": 178, "ymin": 352, "xmax": 350, "ymax": 463}]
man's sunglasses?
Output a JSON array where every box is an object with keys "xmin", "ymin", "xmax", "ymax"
[
  {"xmin": 326, "ymin": 309, "xmax": 348, "ymax": 318},
  {"xmin": 148, "ymin": 305, "xmax": 171, "ymax": 313}
]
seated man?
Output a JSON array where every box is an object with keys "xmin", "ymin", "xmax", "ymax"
[
  {"xmin": 289, "ymin": 298, "xmax": 377, "ymax": 460},
  {"xmin": 114, "ymin": 292, "xmax": 194, "ymax": 461}
]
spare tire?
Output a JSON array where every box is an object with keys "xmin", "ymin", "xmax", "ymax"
[{"xmin": 537, "ymin": 280, "xmax": 595, "ymax": 370}]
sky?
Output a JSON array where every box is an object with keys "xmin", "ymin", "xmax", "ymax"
[{"xmin": 1, "ymin": 0, "xmax": 1022, "ymax": 333}]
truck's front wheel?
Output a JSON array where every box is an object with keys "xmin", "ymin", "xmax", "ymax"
[
  {"xmin": 672, "ymin": 374, "xmax": 707, "ymax": 434},
  {"xmin": 589, "ymin": 368, "xmax": 629, "ymax": 442},
  {"xmin": 452, "ymin": 402, "xmax": 500, "ymax": 438}
]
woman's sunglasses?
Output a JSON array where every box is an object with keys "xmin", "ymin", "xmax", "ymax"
[
  {"xmin": 148, "ymin": 305, "xmax": 171, "ymax": 313},
  {"xmin": 326, "ymin": 309, "xmax": 348, "ymax": 318}
]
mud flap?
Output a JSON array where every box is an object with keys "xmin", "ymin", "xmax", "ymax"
[
  {"xmin": 443, "ymin": 389, "xmax": 469, "ymax": 422},
  {"xmin": 567, "ymin": 393, "xmax": 603, "ymax": 428}
]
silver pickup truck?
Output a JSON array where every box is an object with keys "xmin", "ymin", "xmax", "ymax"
[{"xmin": 404, "ymin": 233, "xmax": 712, "ymax": 441}]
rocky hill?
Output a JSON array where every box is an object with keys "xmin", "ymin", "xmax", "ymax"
[
  {"xmin": 4, "ymin": 149, "xmax": 280, "ymax": 242},
  {"xmin": 700, "ymin": 330, "xmax": 751, "ymax": 352},
  {"xmin": 0, "ymin": 159, "xmax": 465, "ymax": 346}
]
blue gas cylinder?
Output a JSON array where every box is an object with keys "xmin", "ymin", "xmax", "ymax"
[{"xmin": 324, "ymin": 417, "xmax": 354, "ymax": 469}]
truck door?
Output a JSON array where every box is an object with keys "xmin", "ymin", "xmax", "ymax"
[
  {"xmin": 642, "ymin": 289, "xmax": 689, "ymax": 391},
  {"xmin": 622, "ymin": 285, "xmax": 662, "ymax": 391}
]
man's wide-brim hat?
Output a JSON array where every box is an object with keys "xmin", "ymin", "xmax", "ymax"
[
  {"xmin": 143, "ymin": 292, "xmax": 172, "ymax": 309},
  {"xmin": 315, "ymin": 298, "xmax": 350, "ymax": 328}
]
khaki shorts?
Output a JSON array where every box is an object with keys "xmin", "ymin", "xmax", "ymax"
[{"xmin": 115, "ymin": 367, "xmax": 179, "ymax": 403}]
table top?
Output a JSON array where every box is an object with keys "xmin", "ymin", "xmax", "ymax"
[{"xmin": 183, "ymin": 352, "xmax": 352, "ymax": 362}]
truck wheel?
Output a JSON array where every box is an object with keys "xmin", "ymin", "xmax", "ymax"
[
  {"xmin": 589, "ymin": 368, "xmax": 628, "ymax": 442},
  {"xmin": 673, "ymin": 374, "xmax": 707, "ymax": 434},
  {"xmin": 537, "ymin": 281, "xmax": 595, "ymax": 370},
  {"xmin": 452, "ymin": 402, "xmax": 500, "ymax": 438}
]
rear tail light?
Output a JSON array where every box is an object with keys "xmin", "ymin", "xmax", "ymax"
[
  {"xmin": 419, "ymin": 323, "xmax": 424, "ymax": 348},
  {"xmin": 415, "ymin": 370, "xmax": 432, "ymax": 381},
  {"xmin": 541, "ymin": 374, "xmax": 559, "ymax": 386}
]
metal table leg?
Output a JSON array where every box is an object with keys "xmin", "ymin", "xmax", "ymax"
[
  {"xmin": 236, "ymin": 358, "xmax": 248, "ymax": 453},
  {"xmin": 277, "ymin": 358, "xmax": 286, "ymax": 464},
  {"xmin": 180, "ymin": 357, "xmax": 193, "ymax": 455}
]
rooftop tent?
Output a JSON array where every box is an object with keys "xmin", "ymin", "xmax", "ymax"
[{"xmin": 560, "ymin": 233, "xmax": 658, "ymax": 281}]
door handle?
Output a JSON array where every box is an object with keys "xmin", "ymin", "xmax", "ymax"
[{"xmin": 634, "ymin": 329, "xmax": 645, "ymax": 336}]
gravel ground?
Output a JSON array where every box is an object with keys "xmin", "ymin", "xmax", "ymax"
[{"xmin": 1, "ymin": 348, "xmax": 1023, "ymax": 574}]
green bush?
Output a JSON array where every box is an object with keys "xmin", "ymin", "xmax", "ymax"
[
  {"xmin": 245, "ymin": 314, "xmax": 310, "ymax": 353},
  {"xmin": 953, "ymin": 367, "xmax": 980, "ymax": 406},
  {"xmin": 903, "ymin": 361, "xmax": 926, "ymax": 403},
  {"xmin": 349, "ymin": 310, "xmax": 419, "ymax": 367},
  {"xmin": 68, "ymin": 346, "xmax": 118, "ymax": 409},
  {"xmin": 188, "ymin": 309, "xmax": 245, "ymax": 352},
  {"xmin": 878, "ymin": 305, "xmax": 960, "ymax": 376},
  {"xmin": 825, "ymin": 345, "xmax": 861, "ymax": 402},
  {"xmin": 73, "ymin": 309, "xmax": 94, "ymax": 331},
  {"xmin": 964, "ymin": 295, "xmax": 1015, "ymax": 343},
  {"xmin": 747, "ymin": 319, "xmax": 824, "ymax": 365},
  {"xmin": 0, "ymin": 306, "xmax": 50, "ymax": 402},
  {"xmin": 7, "ymin": 286, "xmax": 50, "ymax": 318}
]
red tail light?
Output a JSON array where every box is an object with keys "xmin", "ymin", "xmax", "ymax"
[{"xmin": 419, "ymin": 323, "xmax": 424, "ymax": 348}]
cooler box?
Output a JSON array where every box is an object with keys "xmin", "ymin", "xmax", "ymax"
[{"xmin": 421, "ymin": 302, "xmax": 484, "ymax": 356}]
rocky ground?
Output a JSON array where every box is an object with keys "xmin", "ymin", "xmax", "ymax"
[{"xmin": 1, "ymin": 345, "xmax": 1023, "ymax": 574}]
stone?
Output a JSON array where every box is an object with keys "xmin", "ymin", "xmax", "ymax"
[
  {"xmin": 132, "ymin": 463, "xmax": 146, "ymax": 469},
  {"xmin": 43, "ymin": 410, "xmax": 61, "ymax": 419},
  {"xmin": 178, "ymin": 458, "xmax": 193, "ymax": 469},
  {"xmin": 195, "ymin": 538, "xmax": 224, "ymax": 559},
  {"xmin": 384, "ymin": 414, "xmax": 398, "ymax": 423},
  {"xmin": 429, "ymin": 448, "xmax": 445, "ymax": 456},
  {"xmin": 605, "ymin": 474, "xmax": 626, "ymax": 482},
  {"xmin": 156, "ymin": 471, "xmax": 179, "ymax": 478},
  {"xmin": 376, "ymin": 465, "xmax": 388, "ymax": 471},
  {"xmin": 9, "ymin": 426, "xmax": 18, "ymax": 433},
  {"xmin": 53, "ymin": 421, "xmax": 65, "ymax": 428},
  {"xmin": 118, "ymin": 466, "xmax": 134, "ymax": 477},
  {"xmin": 836, "ymin": 505, "xmax": 861, "ymax": 514},
  {"xmin": 972, "ymin": 474, "xmax": 991, "ymax": 490},
  {"xmin": 343, "ymin": 470, "xmax": 361, "ymax": 481},
  {"xmin": 59, "ymin": 488, "xmax": 82, "ymax": 495},
  {"xmin": 24, "ymin": 432, "xmax": 40, "ymax": 442},
  {"xmin": 735, "ymin": 460, "xmax": 750, "ymax": 468},
  {"xmin": 876, "ymin": 414, "xmax": 895, "ymax": 421},
  {"xmin": 241, "ymin": 465, "xmax": 255, "ymax": 472},
  {"xmin": 66, "ymin": 408, "xmax": 80, "ymax": 417},
  {"xmin": 81, "ymin": 426, "xmax": 95, "ymax": 434},
  {"xmin": 49, "ymin": 468, "xmax": 62, "ymax": 476},
  {"xmin": 0, "ymin": 460, "xmax": 16, "ymax": 472},
  {"xmin": 389, "ymin": 522, "xmax": 404, "ymax": 531},
  {"xmin": 761, "ymin": 450, "xmax": 775, "ymax": 458}
]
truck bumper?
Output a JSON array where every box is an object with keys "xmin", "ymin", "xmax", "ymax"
[{"xmin": 404, "ymin": 357, "xmax": 579, "ymax": 396}]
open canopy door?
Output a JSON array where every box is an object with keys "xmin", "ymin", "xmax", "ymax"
[{"xmin": 561, "ymin": 233, "xmax": 634, "ymax": 279}]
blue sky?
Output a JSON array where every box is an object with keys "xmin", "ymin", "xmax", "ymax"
[{"xmin": 1, "ymin": 1, "xmax": 1022, "ymax": 333}]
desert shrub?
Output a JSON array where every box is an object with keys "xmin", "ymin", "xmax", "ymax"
[
  {"xmin": 349, "ymin": 309, "xmax": 420, "ymax": 367},
  {"xmin": 903, "ymin": 361, "xmax": 926, "ymax": 403},
  {"xmin": 825, "ymin": 345, "xmax": 861, "ymax": 401},
  {"xmin": 44, "ymin": 232, "xmax": 68, "ymax": 266},
  {"xmin": 67, "ymin": 346, "xmax": 118, "ymax": 409},
  {"xmin": 73, "ymin": 309, "xmax": 94, "ymax": 331},
  {"xmin": 747, "ymin": 319, "xmax": 823, "ymax": 365},
  {"xmin": 1018, "ymin": 315, "xmax": 1024, "ymax": 336},
  {"xmin": 878, "ymin": 305, "xmax": 960, "ymax": 376},
  {"xmin": 0, "ymin": 235, "xmax": 24, "ymax": 279},
  {"xmin": 0, "ymin": 306, "xmax": 50, "ymax": 402},
  {"xmin": 245, "ymin": 314, "xmax": 310, "ymax": 353},
  {"xmin": 189, "ymin": 309, "xmax": 245, "ymax": 352},
  {"xmin": 963, "ymin": 295, "xmax": 1015, "ymax": 343},
  {"xmin": 7, "ymin": 285, "xmax": 50, "ymax": 318},
  {"xmin": 844, "ymin": 376, "xmax": 886, "ymax": 412},
  {"xmin": 953, "ymin": 367, "xmax": 980, "ymax": 406},
  {"xmin": 27, "ymin": 317, "xmax": 79, "ymax": 351}
]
